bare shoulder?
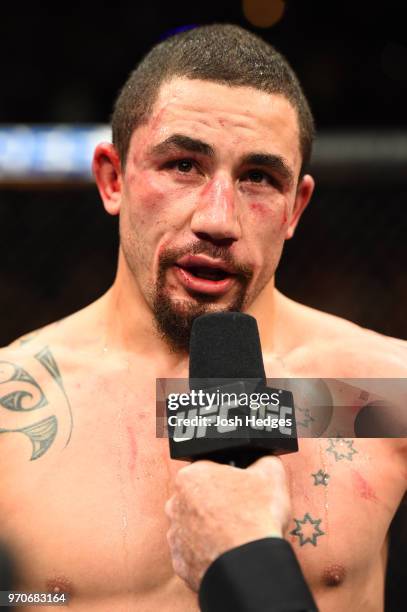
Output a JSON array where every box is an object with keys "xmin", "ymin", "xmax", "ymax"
[
  {"xmin": 0, "ymin": 298, "xmax": 108, "ymax": 463},
  {"xmin": 276, "ymin": 294, "xmax": 407, "ymax": 458},
  {"xmin": 279, "ymin": 294, "xmax": 407, "ymax": 377},
  {"xmin": 5, "ymin": 294, "xmax": 106, "ymax": 355},
  {"xmin": 0, "ymin": 295, "xmax": 108, "ymax": 407},
  {"xmin": 0, "ymin": 338, "xmax": 75, "ymax": 465}
]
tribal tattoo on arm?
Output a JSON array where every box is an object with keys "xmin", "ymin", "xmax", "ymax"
[
  {"xmin": 19, "ymin": 332, "xmax": 40, "ymax": 346},
  {"xmin": 0, "ymin": 347, "xmax": 73, "ymax": 460}
]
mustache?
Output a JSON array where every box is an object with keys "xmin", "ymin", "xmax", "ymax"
[{"xmin": 158, "ymin": 241, "xmax": 253, "ymax": 280}]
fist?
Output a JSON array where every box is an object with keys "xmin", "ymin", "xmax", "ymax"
[{"xmin": 165, "ymin": 456, "xmax": 291, "ymax": 591}]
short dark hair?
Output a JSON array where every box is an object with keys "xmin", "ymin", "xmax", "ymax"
[{"xmin": 112, "ymin": 24, "xmax": 315, "ymax": 177}]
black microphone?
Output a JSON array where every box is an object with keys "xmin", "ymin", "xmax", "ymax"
[{"xmin": 167, "ymin": 312, "xmax": 298, "ymax": 467}]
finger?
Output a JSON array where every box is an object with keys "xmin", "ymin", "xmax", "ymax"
[
  {"xmin": 248, "ymin": 455, "xmax": 286, "ymax": 482},
  {"xmin": 164, "ymin": 497, "xmax": 174, "ymax": 519},
  {"xmin": 166, "ymin": 526, "xmax": 176, "ymax": 551},
  {"xmin": 176, "ymin": 459, "xmax": 215, "ymax": 483},
  {"xmin": 172, "ymin": 553, "xmax": 189, "ymax": 584},
  {"xmin": 166, "ymin": 530, "xmax": 190, "ymax": 584}
]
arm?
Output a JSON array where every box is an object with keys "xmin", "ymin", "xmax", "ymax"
[
  {"xmin": 199, "ymin": 537, "xmax": 317, "ymax": 612},
  {"xmin": 0, "ymin": 343, "xmax": 73, "ymax": 461}
]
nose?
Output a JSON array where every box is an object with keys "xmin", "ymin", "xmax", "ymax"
[{"xmin": 190, "ymin": 175, "xmax": 242, "ymax": 244}]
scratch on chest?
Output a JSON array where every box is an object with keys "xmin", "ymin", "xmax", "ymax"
[{"xmin": 351, "ymin": 469, "xmax": 378, "ymax": 503}]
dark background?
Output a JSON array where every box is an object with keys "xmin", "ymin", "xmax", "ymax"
[
  {"xmin": 1, "ymin": 1, "xmax": 406, "ymax": 128},
  {"xmin": 0, "ymin": 2, "xmax": 406, "ymax": 607},
  {"xmin": 1, "ymin": 0, "xmax": 406, "ymax": 345}
]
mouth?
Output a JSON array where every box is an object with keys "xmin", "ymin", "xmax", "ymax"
[{"xmin": 173, "ymin": 255, "xmax": 237, "ymax": 296}]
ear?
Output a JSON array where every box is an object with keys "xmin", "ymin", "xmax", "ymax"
[
  {"xmin": 286, "ymin": 174, "xmax": 315, "ymax": 239},
  {"xmin": 92, "ymin": 143, "xmax": 122, "ymax": 216}
]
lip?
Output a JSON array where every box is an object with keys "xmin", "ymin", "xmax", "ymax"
[
  {"xmin": 175, "ymin": 266, "xmax": 235, "ymax": 295},
  {"xmin": 175, "ymin": 255, "xmax": 237, "ymax": 274},
  {"xmin": 173, "ymin": 263, "xmax": 236, "ymax": 296}
]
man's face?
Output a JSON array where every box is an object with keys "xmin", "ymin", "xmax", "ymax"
[{"xmin": 110, "ymin": 78, "xmax": 310, "ymax": 350}]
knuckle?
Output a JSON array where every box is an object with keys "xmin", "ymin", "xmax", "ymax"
[
  {"xmin": 166, "ymin": 528, "xmax": 175, "ymax": 550},
  {"xmin": 173, "ymin": 557, "xmax": 188, "ymax": 581},
  {"xmin": 176, "ymin": 461, "xmax": 209, "ymax": 488},
  {"xmin": 265, "ymin": 456, "xmax": 287, "ymax": 483},
  {"xmin": 164, "ymin": 497, "xmax": 174, "ymax": 518},
  {"xmin": 175, "ymin": 465, "xmax": 192, "ymax": 486}
]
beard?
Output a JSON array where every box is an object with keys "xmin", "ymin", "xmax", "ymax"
[{"xmin": 152, "ymin": 242, "xmax": 253, "ymax": 353}]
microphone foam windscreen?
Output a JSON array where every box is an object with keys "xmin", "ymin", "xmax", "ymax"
[{"xmin": 189, "ymin": 312, "xmax": 266, "ymax": 381}]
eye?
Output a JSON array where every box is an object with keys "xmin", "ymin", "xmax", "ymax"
[
  {"xmin": 242, "ymin": 169, "xmax": 275, "ymax": 185},
  {"xmin": 165, "ymin": 158, "xmax": 195, "ymax": 173},
  {"xmin": 176, "ymin": 159, "xmax": 194, "ymax": 172}
]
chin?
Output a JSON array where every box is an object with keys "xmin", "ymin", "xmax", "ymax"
[{"xmin": 152, "ymin": 290, "xmax": 246, "ymax": 353}]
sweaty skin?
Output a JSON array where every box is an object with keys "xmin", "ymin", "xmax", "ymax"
[{"xmin": 1, "ymin": 78, "xmax": 406, "ymax": 611}]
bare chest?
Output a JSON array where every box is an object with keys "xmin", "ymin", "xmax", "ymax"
[{"xmin": 1, "ymin": 375, "xmax": 404, "ymax": 610}]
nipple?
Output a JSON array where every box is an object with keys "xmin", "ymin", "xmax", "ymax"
[
  {"xmin": 46, "ymin": 575, "xmax": 74, "ymax": 597},
  {"xmin": 322, "ymin": 564, "xmax": 346, "ymax": 587}
]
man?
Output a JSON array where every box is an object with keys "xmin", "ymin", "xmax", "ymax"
[{"xmin": 0, "ymin": 24, "xmax": 405, "ymax": 612}]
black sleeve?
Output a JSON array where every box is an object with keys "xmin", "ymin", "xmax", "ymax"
[{"xmin": 199, "ymin": 537, "xmax": 318, "ymax": 612}]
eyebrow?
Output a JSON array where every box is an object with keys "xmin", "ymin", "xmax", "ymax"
[
  {"xmin": 148, "ymin": 134, "xmax": 215, "ymax": 158},
  {"xmin": 149, "ymin": 133, "xmax": 294, "ymax": 187},
  {"xmin": 241, "ymin": 153, "xmax": 294, "ymax": 187}
]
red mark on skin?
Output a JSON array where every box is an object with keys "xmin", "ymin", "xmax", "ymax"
[
  {"xmin": 127, "ymin": 424, "xmax": 137, "ymax": 473},
  {"xmin": 351, "ymin": 469, "xmax": 378, "ymax": 503},
  {"xmin": 201, "ymin": 180, "xmax": 213, "ymax": 197},
  {"xmin": 249, "ymin": 202, "xmax": 268, "ymax": 216},
  {"xmin": 131, "ymin": 172, "xmax": 168, "ymax": 210}
]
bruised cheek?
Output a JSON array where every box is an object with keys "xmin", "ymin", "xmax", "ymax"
[
  {"xmin": 249, "ymin": 201, "xmax": 269, "ymax": 217},
  {"xmin": 129, "ymin": 172, "xmax": 168, "ymax": 213},
  {"xmin": 247, "ymin": 201, "xmax": 288, "ymax": 272},
  {"xmin": 249, "ymin": 200, "xmax": 287, "ymax": 235},
  {"xmin": 129, "ymin": 172, "xmax": 194, "ymax": 226},
  {"xmin": 126, "ymin": 173, "xmax": 178, "ymax": 239}
]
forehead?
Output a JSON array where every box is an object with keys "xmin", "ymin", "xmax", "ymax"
[{"xmin": 130, "ymin": 77, "xmax": 302, "ymax": 174}]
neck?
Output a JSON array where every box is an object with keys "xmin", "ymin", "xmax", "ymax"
[{"xmin": 246, "ymin": 278, "xmax": 283, "ymax": 354}]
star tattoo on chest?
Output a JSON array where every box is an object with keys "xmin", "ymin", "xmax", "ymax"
[
  {"xmin": 296, "ymin": 405, "xmax": 316, "ymax": 428},
  {"xmin": 290, "ymin": 513, "xmax": 325, "ymax": 546},
  {"xmin": 312, "ymin": 469, "xmax": 330, "ymax": 486},
  {"xmin": 326, "ymin": 437, "xmax": 357, "ymax": 461}
]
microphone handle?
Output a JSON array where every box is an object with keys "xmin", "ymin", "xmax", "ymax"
[{"xmin": 196, "ymin": 448, "xmax": 275, "ymax": 469}]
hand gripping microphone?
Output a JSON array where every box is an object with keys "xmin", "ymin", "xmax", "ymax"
[{"xmin": 167, "ymin": 312, "xmax": 298, "ymax": 467}]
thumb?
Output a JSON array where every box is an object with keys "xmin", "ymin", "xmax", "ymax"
[{"xmin": 248, "ymin": 455, "xmax": 287, "ymax": 484}]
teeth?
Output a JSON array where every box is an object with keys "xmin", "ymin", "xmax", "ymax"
[{"xmin": 187, "ymin": 266, "xmax": 227, "ymax": 281}]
